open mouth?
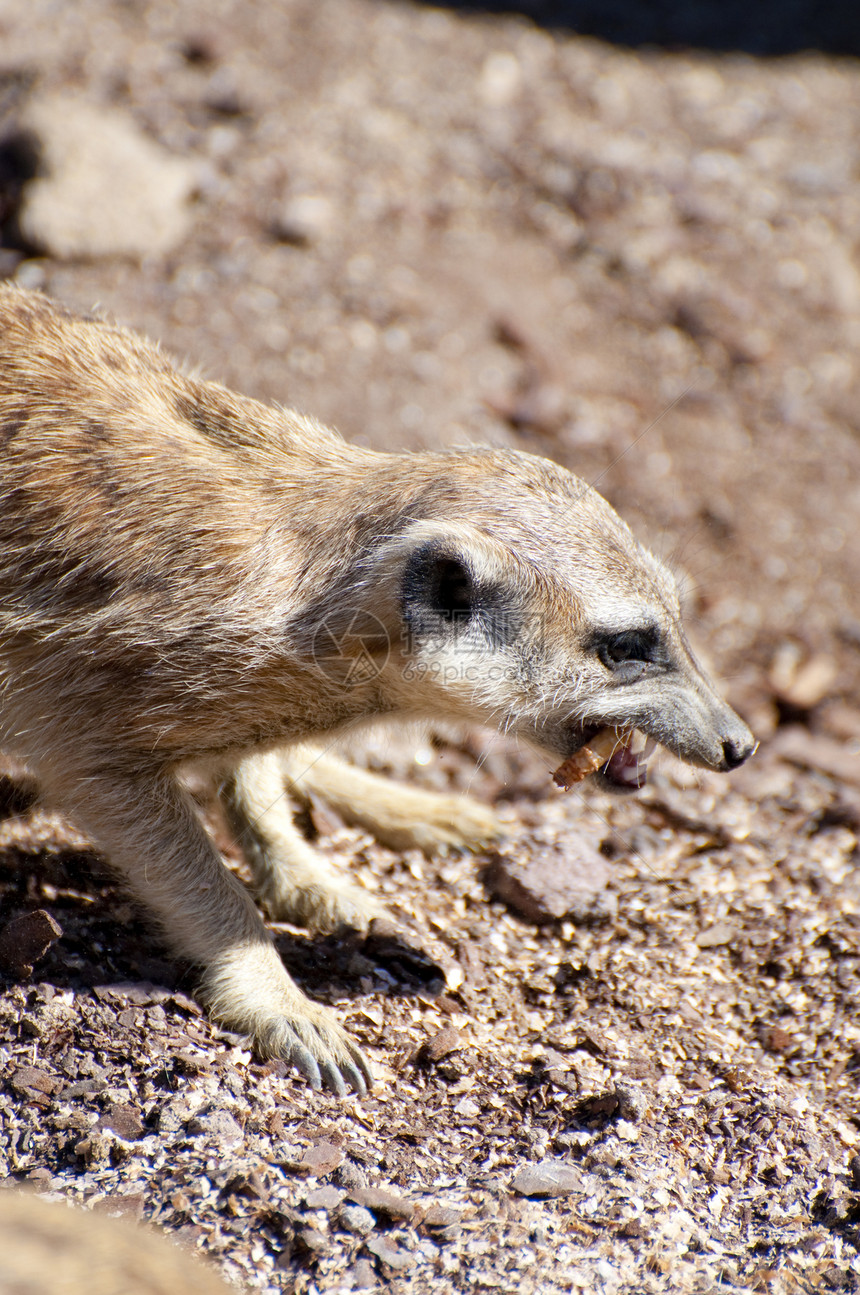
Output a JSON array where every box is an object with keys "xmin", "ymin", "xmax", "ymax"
[
  {"xmin": 596, "ymin": 728, "xmax": 657, "ymax": 792},
  {"xmin": 554, "ymin": 727, "xmax": 658, "ymax": 794}
]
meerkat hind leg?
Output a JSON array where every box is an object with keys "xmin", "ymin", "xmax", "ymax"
[
  {"xmin": 224, "ymin": 750, "xmax": 386, "ymax": 932},
  {"xmin": 284, "ymin": 747, "xmax": 505, "ymax": 855}
]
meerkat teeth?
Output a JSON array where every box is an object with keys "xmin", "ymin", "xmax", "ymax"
[{"xmin": 553, "ymin": 727, "xmax": 633, "ymax": 790}]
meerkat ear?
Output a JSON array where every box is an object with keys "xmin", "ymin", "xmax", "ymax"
[
  {"xmin": 402, "ymin": 543, "xmax": 475, "ymax": 623},
  {"xmin": 399, "ymin": 530, "xmax": 523, "ymax": 651}
]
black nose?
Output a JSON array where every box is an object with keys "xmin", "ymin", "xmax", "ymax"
[{"xmin": 722, "ymin": 735, "xmax": 755, "ymax": 769}]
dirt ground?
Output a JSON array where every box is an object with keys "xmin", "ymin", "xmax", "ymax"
[{"xmin": 0, "ymin": 1, "xmax": 859, "ymax": 1292}]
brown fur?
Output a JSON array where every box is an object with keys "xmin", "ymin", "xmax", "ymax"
[
  {"xmin": 0, "ymin": 1189, "xmax": 232, "ymax": 1295},
  {"xmin": 0, "ymin": 287, "xmax": 754, "ymax": 1094}
]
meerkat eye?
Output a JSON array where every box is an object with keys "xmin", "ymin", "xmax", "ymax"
[{"xmin": 597, "ymin": 627, "xmax": 660, "ymax": 670}]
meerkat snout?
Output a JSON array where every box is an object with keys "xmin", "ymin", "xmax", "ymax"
[{"xmin": 0, "ymin": 286, "xmax": 755, "ymax": 1094}]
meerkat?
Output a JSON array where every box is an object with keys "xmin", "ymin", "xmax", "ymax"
[
  {"xmin": 0, "ymin": 1188, "xmax": 233, "ymax": 1295},
  {"xmin": 0, "ymin": 287, "xmax": 755, "ymax": 1095}
]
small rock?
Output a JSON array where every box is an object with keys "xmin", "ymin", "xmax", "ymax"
[
  {"xmin": 306, "ymin": 1186, "xmax": 344, "ymax": 1210},
  {"xmin": 10, "ymin": 1065, "xmax": 62, "ymax": 1098},
  {"xmin": 335, "ymin": 1161, "xmax": 368, "ymax": 1190},
  {"xmin": 418, "ymin": 1026, "xmax": 463, "ymax": 1064},
  {"xmin": 484, "ymin": 834, "xmax": 614, "ymax": 924},
  {"xmin": 350, "ymin": 1258, "xmax": 378, "ymax": 1289},
  {"xmin": 421, "ymin": 1204, "xmax": 462, "ymax": 1233},
  {"xmin": 0, "ymin": 909, "xmax": 62, "ymax": 976},
  {"xmin": 187, "ymin": 1106, "xmax": 244, "ymax": 1147},
  {"xmin": 96, "ymin": 1103, "xmax": 145, "ymax": 1141},
  {"xmin": 510, "ymin": 1158, "xmax": 582, "ymax": 1198},
  {"xmin": 769, "ymin": 643, "xmax": 837, "ymax": 710},
  {"xmin": 298, "ymin": 1139, "xmax": 344, "ymax": 1176},
  {"xmin": 338, "ymin": 1203, "xmax": 375, "ymax": 1236},
  {"xmin": 13, "ymin": 260, "xmax": 46, "ymax": 291},
  {"xmin": 296, "ymin": 1225, "xmax": 329, "ymax": 1257},
  {"xmin": 272, "ymin": 193, "xmax": 335, "ymax": 245},
  {"xmin": 696, "ymin": 921, "xmax": 737, "ymax": 948},
  {"xmin": 614, "ymin": 1084, "xmax": 648, "ymax": 1122},
  {"xmin": 346, "ymin": 1186, "xmax": 415, "ymax": 1223},
  {"xmin": 18, "ymin": 94, "xmax": 198, "ymax": 261},
  {"xmin": 365, "ymin": 1237, "xmax": 411, "ymax": 1271},
  {"xmin": 61, "ymin": 1078, "xmax": 106, "ymax": 1099}
]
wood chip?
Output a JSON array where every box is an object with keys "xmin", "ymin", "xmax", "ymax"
[
  {"xmin": 418, "ymin": 1026, "xmax": 464, "ymax": 1064},
  {"xmin": 0, "ymin": 909, "xmax": 62, "ymax": 976}
]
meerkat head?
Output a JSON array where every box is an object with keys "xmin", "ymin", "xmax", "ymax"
[{"xmin": 359, "ymin": 451, "xmax": 755, "ymax": 792}]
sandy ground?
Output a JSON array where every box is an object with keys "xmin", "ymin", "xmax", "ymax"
[{"xmin": 0, "ymin": 2, "xmax": 858, "ymax": 1292}]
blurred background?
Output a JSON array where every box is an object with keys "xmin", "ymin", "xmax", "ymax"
[{"xmin": 0, "ymin": 0, "xmax": 858, "ymax": 743}]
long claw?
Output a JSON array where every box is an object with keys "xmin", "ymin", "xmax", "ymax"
[
  {"xmin": 318, "ymin": 1058, "xmax": 348, "ymax": 1097},
  {"xmin": 291, "ymin": 1044, "xmax": 323, "ymax": 1090}
]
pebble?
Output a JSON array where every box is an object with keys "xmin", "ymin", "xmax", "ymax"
[
  {"xmin": 338, "ymin": 1203, "xmax": 375, "ymax": 1236},
  {"xmin": 0, "ymin": 909, "xmax": 62, "ymax": 977},
  {"xmin": 510, "ymin": 1159, "xmax": 583, "ymax": 1198},
  {"xmin": 95, "ymin": 1103, "xmax": 145, "ymax": 1142},
  {"xmin": 350, "ymin": 1258, "xmax": 378, "ymax": 1289},
  {"xmin": 483, "ymin": 834, "xmax": 614, "ymax": 924},
  {"xmin": 297, "ymin": 1225, "xmax": 329, "ymax": 1256},
  {"xmin": 17, "ymin": 95, "xmax": 198, "ymax": 261},
  {"xmin": 419, "ymin": 1026, "xmax": 464, "ymax": 1063},
  {"xmin": 187, "ymin": 1107, "xmax": 244, "ymax": 1148},
  {"xmin": 298, "ymin": 1139, "xmax": 344, "ymax": 1176},
  {"xmin": 272, "ymin": 193, "xmax": 335, "ymax": 245},
  {"xmin": 365, "ymin": 1237, "xmax": 411, "ymax": 1271},
  {"xmin": 306, "ymin": 1186, "xmax": 345, "ymax": 1210},
  {"xmin": 335, "ymin": 1161, "xmax": 368, "ymax": 1190}
]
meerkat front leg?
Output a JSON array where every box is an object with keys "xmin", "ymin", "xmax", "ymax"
[
  {"xmin": 223, "ymin": 750, "xmax": 386, "ymax": 932},
  {"xmin": 52, "ymin": 765, "xmax": 372, "ymax": 1096}
]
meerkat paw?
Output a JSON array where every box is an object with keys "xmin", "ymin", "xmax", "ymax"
[
  {"xmin": 256, "ymin": 1006, "xmax": 373, "ymax": 1098},
  {"xmin": 260, "ymin": 877, "xmax": 386, "ymax": 935},
  {"xmin": 223, "ymin": 751, "xmax": 387, "ymax": 933},
  {"xmin": 204, "ymin": 945, "xmax": 373, "ymax": 1096}
]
